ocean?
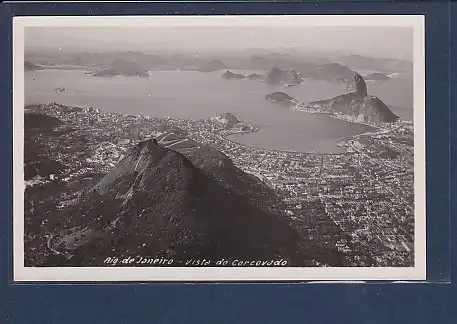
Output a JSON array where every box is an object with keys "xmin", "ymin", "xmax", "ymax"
[{"xmin": 24, "ymin": 69, "xmax": 413, "ymax": 153}]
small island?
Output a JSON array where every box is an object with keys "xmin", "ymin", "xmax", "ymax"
[
  {"xmin": 221, "ymin": 70, "xmax": 246, "ymax": 80},
  {"xmin": 265, "ymin": 92, "xmax": 298, "ymax": 106},
  {"xmin": 265, "ymin": 67, "xmax": 303, "ymax": 86}
]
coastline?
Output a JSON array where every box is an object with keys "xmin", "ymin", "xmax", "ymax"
[
  {"xmin": 29, "ymin": 101, "xmax": 352, "ymax": 155},
  {"xmin": 222, "ymin": 102, "xmax": 412, "ymax": 155},
  {"xmin": 291, "ymin": 104, "xmax": 380, "ymax": 130},
  {"xmin": 223, "ymin": 129, "xmax": 350, "ymax": 156},
  {"xmin": 25, "ymin": 67, "xmax": 402, "ymax": 155},
  {"xmin": 221, "ymin": 102, "xmax": 387, "ymax": 155}
]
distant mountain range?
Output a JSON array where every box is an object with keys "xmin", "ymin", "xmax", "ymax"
[
  {"xmin": 222, "ymin": 64, "xmax": 349, "ymax": 85},
  {"xmin": 265, "ymin": 67, "xmax": 303, "ymax": 85},
  {"xmin": 24, "ymin": 48, "xmax": 412, "ymax": 78},
  {"xmin": 209, "ymin": 112, "xmax": 240, "ymax": 127},
  {"xmin": 335, "ymin": 54, "xmax": 413, "ymax": 74}
]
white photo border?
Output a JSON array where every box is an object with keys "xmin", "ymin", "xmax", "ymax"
[{"xmin": 13, "ymin": 15, "xmax": 426, "ymax": 282}]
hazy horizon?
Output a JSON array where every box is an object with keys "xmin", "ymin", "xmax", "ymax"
[{"xmin": 25, "ymin": 26, "xmax": 414, "ymax": 61}]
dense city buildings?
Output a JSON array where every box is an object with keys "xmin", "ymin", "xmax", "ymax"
[{"xmin": 24, "ymin": 102, "xmax": 414, "ymax": 267}]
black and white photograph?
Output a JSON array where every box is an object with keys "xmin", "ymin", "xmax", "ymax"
[{"xmin": 13, "ymin": 16, "xmax": 425, "ymax": 281}]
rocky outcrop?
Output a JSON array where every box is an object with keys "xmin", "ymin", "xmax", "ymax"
[
  {"xmin": 344, "ymin": 72, "xmax": 368, "ymax": 95},
  {"xmin": 45, "ymin": 139, "xmax": 305, "ymax": 266},
  {"xmin": 289, "ymin": 69, "xmax": 303, "ymax": 85},
  {"xmin": 209, "ymin": 113, "xmax": 240, "ymax": 128},
  {"xmin": 336, "ymin": 54, "xmax": 413, "ymax": 74},
  {"xmin": 358, "ymin": 95, "xmax": 398, "ymax": 122},
  {"xmin": 307, "ymin": 72, "xmax": 399, "ymax": 123},
  {"xmin": 265, "ymin": 67, "xmax": 303, "ymax": 85}
]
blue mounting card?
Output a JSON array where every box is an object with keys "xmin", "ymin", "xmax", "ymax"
[{"xmin": 0, "ymin": 1, "xmax": 453, "ymax": 323}]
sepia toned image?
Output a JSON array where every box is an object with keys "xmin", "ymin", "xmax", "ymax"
[{"xmin": 13, "ymin": 16, "xmax": 425, "ymax": 281}]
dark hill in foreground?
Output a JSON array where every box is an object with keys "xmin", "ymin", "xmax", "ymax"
[
  {"xmin": 25, "ymin": 112, "xmax": 62, "ymax": 131},
  {"xmin": 24, "ymin": 113, "xmax": 65, "ymax": 180},
  {"xmin": 45, "ymin": 139, "xmax": 305, "ymax": 266},
  {"xmin": 182, "ymin": 145, "xmax": 283, "ymax": 210}
]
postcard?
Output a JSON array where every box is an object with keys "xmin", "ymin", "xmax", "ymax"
[{"xmin": 13, "ymin": 15, "xmax": 425, "ymax": 281}]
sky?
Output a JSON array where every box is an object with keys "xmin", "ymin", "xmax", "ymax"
[{"xmin": 25, "ymin": 26, "xmax": 414, "ymax": 60}]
